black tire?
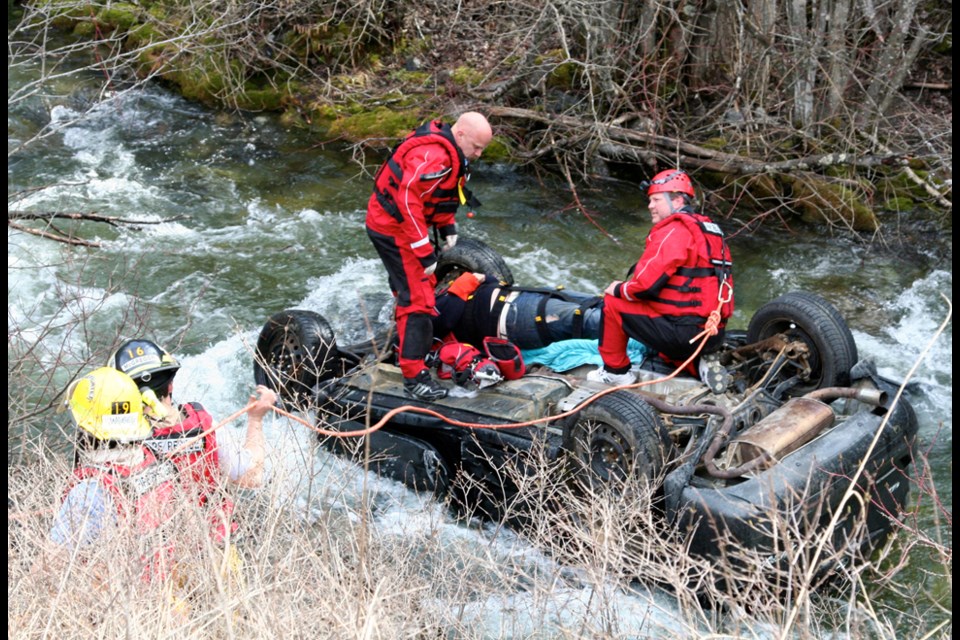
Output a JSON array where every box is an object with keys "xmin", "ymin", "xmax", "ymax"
[
  {"xmin": 565, "ymin": 391, "xmax": 671, "ymax": 490},
  {"xmin": 254, "ymin": 309, "xmax": 338, "ymax": 402},
  {"xmin": 435, "ymin": 237, "xmax": 514, "ymax": 289},
  {"xmin": 746, "ymin": 291, "xmax": 858, "ymax": 394}
]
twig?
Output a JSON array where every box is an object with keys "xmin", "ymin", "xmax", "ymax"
[
  {"xmin": 555, "ymin": 145, "xmax": 621, "ymax": 246},
  {"xmin": 7, "ymin": 221, "xmax": 102, "ymax": 247}
]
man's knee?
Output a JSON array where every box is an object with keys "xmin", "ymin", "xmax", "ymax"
[{"xmin": 400, "ymin": 313, "xmax": 434, "ymax": 359}]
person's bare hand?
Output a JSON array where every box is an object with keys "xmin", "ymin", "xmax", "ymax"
[
  {"xmin": 248, "ymin": 385, "xmax": 277, "ymax": 419},
  {"xmin": 605, "ymin": 281, "xmax": 622, "ymax": 296}
]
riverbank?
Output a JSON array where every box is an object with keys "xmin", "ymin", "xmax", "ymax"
[{"xmin": 9, "ymin": 0, "xmax": 952, "ymax": 235}]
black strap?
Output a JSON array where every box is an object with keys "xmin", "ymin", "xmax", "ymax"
[
  {"xmin": 675, "ymin": 266, "xmax": 716, "ymax": 278},
  {"xmin": 571, "ymin": 296, "xmax": 602, "ymax": 338},
  {"xmin": 534, "ymin": 295, "xmax": 552, "ymax": 345}
]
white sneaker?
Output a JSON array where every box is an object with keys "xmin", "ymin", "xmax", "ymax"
[{"xmin": 586, "ymin": 367, "xmax": 637, "ymax": 386}]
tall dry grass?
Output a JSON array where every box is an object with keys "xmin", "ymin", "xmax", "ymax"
[{"xmin": 7, "ymin": 413, "xmax": 951, "ymax": 639}]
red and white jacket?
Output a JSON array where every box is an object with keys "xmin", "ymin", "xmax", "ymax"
[{"xmin": 366, "ymin": 120, "xmax": 468, "ymax": 267}]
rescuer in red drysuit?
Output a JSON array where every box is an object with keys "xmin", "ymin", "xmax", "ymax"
[
  {"xmin": 50, "ymin": 364, "xmax": 276, "ymax": 589},
  {"xmin": 365, "ymin": 112, "xmax": 493, "ymax": 400},
  {"xmin": 588, "ymin": 169, "xmax": 734, "ymax": 387}
]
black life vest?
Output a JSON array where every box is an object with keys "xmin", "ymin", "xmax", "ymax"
[{"xmin": 372, "ymin": 121, "xmax": 470, "ymax": 224}]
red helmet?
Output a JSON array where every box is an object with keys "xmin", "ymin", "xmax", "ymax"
[
  {"xmin": 482, "ymin": 337, "xmax": 525, "ymax": 380},
  {"xmin": 643, "ymin": 169, "xmax": 695, "ymax": 198},
  {"xmin": 435, "ymin": 341, "xmax": 504, "ymax": 388}
]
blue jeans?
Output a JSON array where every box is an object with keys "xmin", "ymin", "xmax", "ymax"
[{"xmin": 504, "ymin": 291, "xmax": 602, "ymax": 349}]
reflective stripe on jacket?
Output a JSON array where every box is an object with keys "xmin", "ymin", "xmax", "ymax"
[
  {"xmin": 67, "ymin": 447, "xmax": 178, "ymax": 533},
  {"xmin": 366, "ymin": 120, "xmax": 466, "ymax": 262},
  {"xmin": 616, "ymin": 208, "xmax": 734, "ymax": 321}
]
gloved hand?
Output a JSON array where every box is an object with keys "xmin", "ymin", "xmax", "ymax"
[
  {"xmin": 444, "ymin": 234, "xmax": 458, "ymax": 249},
  {"xmin": 424, "ymin": 261, "xmax": 437, "ymax": 276},
  {"xmin": 447, "ymin": 272, "xmax": 483, "ymax": 300},
  {"xmin": 139, "ymin": 387, "xmax": 168, "ymax": 420}
]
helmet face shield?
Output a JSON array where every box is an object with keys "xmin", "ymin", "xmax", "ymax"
[{"xmin": 68, "ymin": 367, "xmax": 152, "ymax": 442}]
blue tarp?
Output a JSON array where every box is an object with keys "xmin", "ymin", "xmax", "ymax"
[{"xmin": 520, "ymin": 339, "xmax": 648, "ymax": 372}]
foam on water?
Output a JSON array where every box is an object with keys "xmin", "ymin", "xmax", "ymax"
[{"xmin": 853, "ymin": 270, "xmax": 952, "ymax": 430}]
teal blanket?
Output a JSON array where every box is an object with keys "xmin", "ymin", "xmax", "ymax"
[{"xmin": 521, "ymin": 339, "xmax": 648, "ymax": 372}]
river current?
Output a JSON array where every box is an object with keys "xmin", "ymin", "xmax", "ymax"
[{"xmin": 8, "ymin": 53, "xmax": 952, "ymax": 637}]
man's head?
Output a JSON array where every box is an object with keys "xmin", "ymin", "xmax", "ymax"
[
  {"xmin": 67, "ymin": 367, "xmax": 152, "ymax": 444},
  {"xmin": 451, "ymin": 112, "xmax": 493, "ymax": 161},
  {"xmin": 642, "ymin": 169, "xmax": 695, "ymax": 223},
  {"xmin": 109, "ymin": 339, "xmax": 180, "ymax": 400}
]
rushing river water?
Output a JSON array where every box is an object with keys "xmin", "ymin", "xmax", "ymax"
[{"xmin": 8, "ymin": 42, "xmax": 952, "ymax": 637}]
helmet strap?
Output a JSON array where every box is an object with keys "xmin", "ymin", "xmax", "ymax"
[{"xmin": 666, "ymin": 193, "xmax": 678, "ymax": 215}]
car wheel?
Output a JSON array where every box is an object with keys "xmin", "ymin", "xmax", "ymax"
[
  {"xmin": 254, "ymin": 309, "xmax": 337, "ymax": 403},
  {"xmin": 746, "ymin": 291, "xmax": 858, "ymax": 394},
  {"xmin": 436, "ymin": 237, "xmax": 514, "ymax": 290},
  {"xmin": 565, "ymin": 391, "xmax": 671, "ymax": 491}
]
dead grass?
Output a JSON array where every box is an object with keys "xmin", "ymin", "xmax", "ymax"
[{"xmin": 7, "ymin": 420, "xmax": 951, "ymax": 639}]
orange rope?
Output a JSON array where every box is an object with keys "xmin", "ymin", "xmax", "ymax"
[
  {"xmin": 162, "ymin": 400, "xmax": 257, "ymax": 459},
  {"xmin": 12, "ymin": 297, "xmax": 726, "ymax": 521}
]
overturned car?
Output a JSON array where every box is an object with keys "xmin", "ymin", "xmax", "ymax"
[{"xmin": 254, "ymin": 239, "xmax": 918, "ymax": 581}]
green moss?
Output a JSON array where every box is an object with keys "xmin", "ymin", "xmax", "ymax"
[
  {"xmin": 147, "ymin": 5, "xmax": 168, "ymax": 20},
  {"xmin": 880, "ymin": 197, "xmax": 916, "ymax": 212},
  {"xmin": 96, "ymin": 4, "xmax": 142, "ymax": 30},
  {"xmin": 128, "ymin": 23, "xmax": 162, "ymax": 47},
  {"xmin": 168, "ymin": 58, "xmax": 235, "ymax": 106},
  {"xmin": 874, "ymin": 167, "xmax": 941, "ymax": 206},
  {"xmin": 545, "ymin": 61, "xmax": 579, "ymax": 89},
  {"xmin": 823, "ymin": 165, "xmax": 856, "ymax": 179},
  {"xmin": 135, "ymin": 45, "xmax": 165, "ymax": 74},
  {"xmin": 236, "ymin": 87, "xmax": 288, "ymax": 111},
  {"xmin": 328, "ymin": 107, "xmax": 423, "ymax": 140},
  {"xmin": 302, "ymin": 102, "xmax": 427, "ymax": 140},
  {"xmin": 72, "ymin": 21, "xmax": 96, "ymax": 38},
  {"xmin": 534, "ymin": 49, "xmax": 565, "ymax": 65},
  {"xmin": 700, "ymin": 137, "xmax": 729, "ymax": 152},
  {"xmin": 785, "ymin": 174, "xmax": 878, "ymax": 231},
  {"xmin": 330, "ymin": 71, "xmax": 377, "ymax": 91},
  {"xmin": 50, "ymin": 11, "xmax": 85, "ymax": 31},
  {"xmin": 393, "ymin": 34, "xmax": 432, "ymax": 57},
  {"xmin": 480, "ymin": 137, "xmax": 511, "ymax": 163},
  {"xmin": 279, "ymin": 108, "xmax": 305, "ymax": 128},
  {"xmin": 387, "ymin": 69, "xmax": 431, "ymax": 87},
  {"xmin": 932, "ymin": 36, "xmax": 951, "ymax": 55},
  {"xmin": 450, "ymin": 66, "xmax": 484, "ymax": 86}
]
